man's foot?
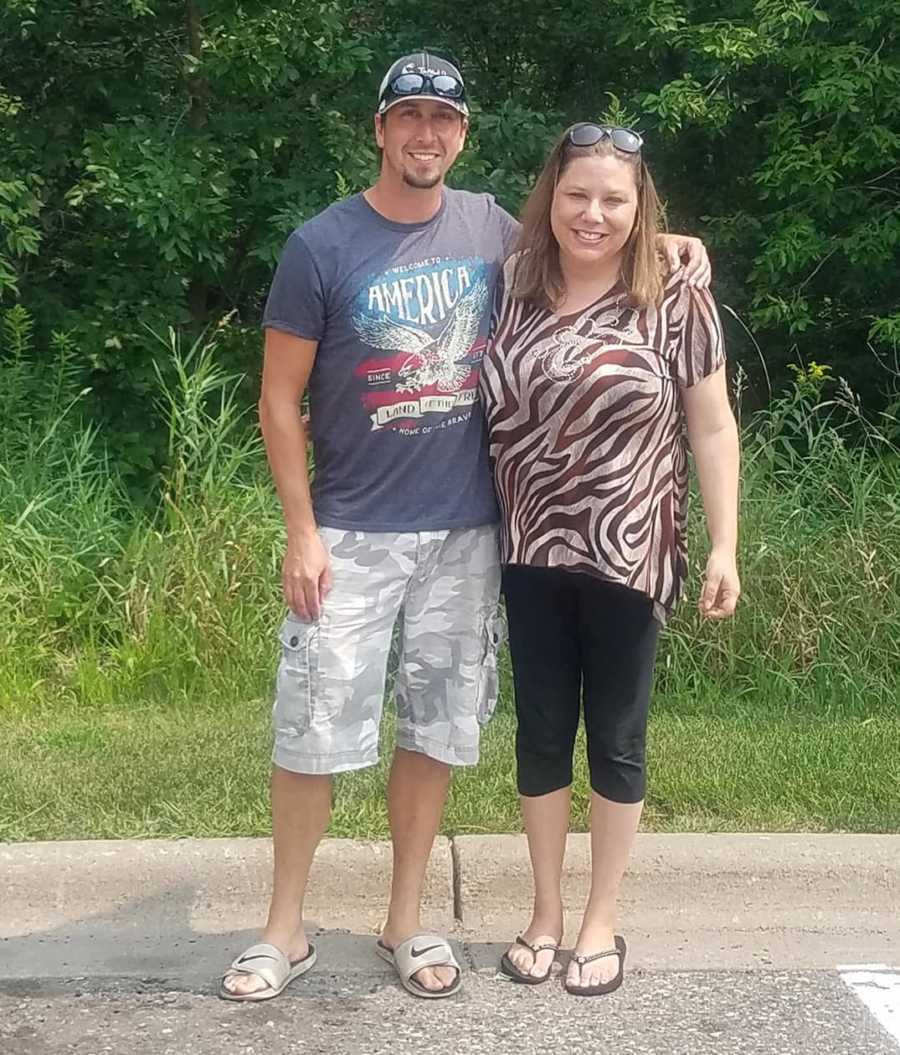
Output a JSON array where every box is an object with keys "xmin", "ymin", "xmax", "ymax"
[
  {"xmin": 566, "ymin": 920, "xmax": 621, "ymax": 991},
  {"xmin": 379, "ymin": 928, "xmax": 457, "ymax": 993},
  {"xmin": 221, "ymin": 926, "xmax": 310, "ymax": 998}
]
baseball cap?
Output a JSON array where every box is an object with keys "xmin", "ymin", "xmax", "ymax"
[{"xmin": 376, "ymin": 51, "xmax": 469, "ymax": 117}]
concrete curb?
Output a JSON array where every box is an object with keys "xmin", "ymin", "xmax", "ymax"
[
  {"xmin": 455, "ymin": 833, "xmax": 900, "ymax": 969},
  {"xmin": 1, "ymin": 837, "xmax": 454, "ymax": 937},
  {"xmin": 2, "ymin": 834, "xmax": 898, "ymax": 979},
  {"xmin": 457, "ymin": 832, "xmax": 900, "ymax": 914}
]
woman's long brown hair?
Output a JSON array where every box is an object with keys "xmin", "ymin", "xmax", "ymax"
[{"xmin": 510, "ymin": 129, "xmax": 664, "ymax": 311}]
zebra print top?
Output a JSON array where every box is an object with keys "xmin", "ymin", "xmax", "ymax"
[{"xmin": 480, "ymin": 256, "xmax": 726, "ymax": 622}]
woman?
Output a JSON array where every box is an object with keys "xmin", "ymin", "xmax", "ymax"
[{"xmin": 480, "ymin": 124, "xmax": 740, "ymax": 996}]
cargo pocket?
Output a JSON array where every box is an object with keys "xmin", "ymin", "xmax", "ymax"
[
  {"xmin": 475, "ymin": 604, "xmax": 506, "ymax": 727},
  {"xmin": 273, "ymin": 616, "xmax": 319, "ymax": 738}
]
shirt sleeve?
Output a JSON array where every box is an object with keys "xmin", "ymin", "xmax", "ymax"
[
  {"xmin": 489, "ymin": 198, "xmax": 522, "ymax": 258},
  {"xmin": 479, "ymin": 256, "xmax": 516, "ymax": 413},
  {"xmin": 489, "ymin": 254, "xmax": 521, "ymax": 346},
  {"xmin": 675, "ymin": 284, "xmax": 726, "ymax": 388},
  {"xmin": 262, "ymin": 230, "xmax": 326, "ymax": 341},
  {"xmin": 490, "ymin": 259, "xmax": 507, "ymax": 335}
]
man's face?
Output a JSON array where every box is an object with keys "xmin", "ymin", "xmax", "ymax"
[{"xmin": 375, "ymin": 99, "xmax": 468, "ymax": 189}]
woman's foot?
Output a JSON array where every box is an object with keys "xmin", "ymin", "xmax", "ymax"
[
  {"xmin": 221, "ymin": 924, "xmax": 310, "ymax": 997},
  {"xmin": 566, "ymin": 919, "xmax": 621, "ymax": 991},
  {"xmin": 503, "ymin": 912, "xmax": 563, "ymax": 980}
]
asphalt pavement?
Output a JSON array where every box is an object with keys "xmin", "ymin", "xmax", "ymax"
[{"xmin": 1, "ymin": 834, "xmax": 898, "ymax": 1054}]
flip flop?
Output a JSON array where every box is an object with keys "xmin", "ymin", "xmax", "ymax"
[
  {"xmin": 565, "ymin": 934, "xmax": 627, "ymax": 997},
  {"xmin": 376, "ymin": 933, "xmax": 462, "ymax": 999},
  {"xmin": 499, "ymin": 934, "xmax": 561, "ymax": 984},
  {"xmin": 219, "ymin": 941, "xmax": 317, "ymax": 1002}
]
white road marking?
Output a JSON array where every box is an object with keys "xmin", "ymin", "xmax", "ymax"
[{"xmin": 840, "ymin": 965, "xmax": 900, "ymax": 1047}]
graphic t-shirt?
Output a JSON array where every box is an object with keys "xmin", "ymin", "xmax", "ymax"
[
  {"xmin": 264, "ymin": 189, "xmax": 520, "ymax": 532},
  {"xmin": 480, "ymin": 257, "xmax": 726, "ymax": 622}
]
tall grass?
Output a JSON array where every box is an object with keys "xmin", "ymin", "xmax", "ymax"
[
  {"xmin": 1, "ymin": 310, "xmax": 898, "ymax": 840},
  {"xmin": 662, "ymin": 361, "xmax": 900, "ymax": 714}
]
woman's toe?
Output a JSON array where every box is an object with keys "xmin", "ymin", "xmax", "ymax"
[
  {"xmin": 530, "ymin": 950, "xmax": 555, "ymax": 977},
  {"xmin": 582, "ymin": 955, "xmax": 617, "ymax": 988}
]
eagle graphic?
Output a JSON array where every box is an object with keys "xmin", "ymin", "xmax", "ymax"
[{"xmin": 354, "ymin": 278, "xmax": 489, "ymax": 394}]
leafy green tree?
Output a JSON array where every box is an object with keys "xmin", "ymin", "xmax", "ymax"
[
  {"xmin": 398, "ymin": 0, "xmax": 900, "ymax": 403},
  {"xmin": 2, "ymin": 0, "xmax": 898, "ymax": 477},
  {"xmin": 1, "ymin": 1, "xmax": 374, "ymax": 473}
]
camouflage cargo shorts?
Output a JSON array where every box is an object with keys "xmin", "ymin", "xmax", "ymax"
[{"xmin": 272, "ymin": 524, "xmax": 503, "ymax": 774}]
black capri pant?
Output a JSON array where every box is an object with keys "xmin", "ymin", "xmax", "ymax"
[{"xmin": 502, "ymin": 564, "xmax": 660, "ymax": 803}]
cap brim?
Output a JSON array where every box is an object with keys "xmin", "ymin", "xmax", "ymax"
[{"xmin": 378, "ymin": 94, "xmax": 468, "ymax": 116}]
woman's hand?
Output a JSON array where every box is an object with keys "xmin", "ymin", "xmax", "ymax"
[
  {"xmin": 657, "ymin": 233, "xmax": 712, "ymax": 288},
  {"xmin": 699, "ymin": 549, "xmax": 740, "ymax": 619}
]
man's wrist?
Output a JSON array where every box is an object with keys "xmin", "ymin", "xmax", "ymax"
[{"xmin": 286, "ymin": 523, "xmax": 319, "ymax": 544}]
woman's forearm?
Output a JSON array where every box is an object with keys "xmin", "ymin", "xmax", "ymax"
[{"xmin": 687, "ymin": 419, "xmax": 740, "ymax": 554}]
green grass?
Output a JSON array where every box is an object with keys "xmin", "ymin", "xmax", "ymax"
[
  {"xmin": 1, "ymin": 313, "xmax": 899, "ymax": 840},
  {"xmin": 3, "ymin": 666, "xmax": 898, "ymax": 842}
]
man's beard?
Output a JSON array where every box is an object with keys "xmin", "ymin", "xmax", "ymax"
[{"xmin": 402, "ymin": 167, "xmax": 442, "ymax": 189}]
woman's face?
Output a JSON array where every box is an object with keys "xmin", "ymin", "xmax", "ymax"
[{"xmin": 550, "ymin": 155, "xmax": 639, "ymax": 272}]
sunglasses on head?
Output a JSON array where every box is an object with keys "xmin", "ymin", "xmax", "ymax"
[
  {"xmin": 567, "ymin": 123, "xmax": 643, "ymax": 154},
  {"xmin": 386, "ymin": 72, "xmax": 465, "ymax": 100}
]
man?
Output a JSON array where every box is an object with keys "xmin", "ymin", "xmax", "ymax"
[{"xmin": 221, "ymin": 51, "xmax": 709, "ymax": 1002}]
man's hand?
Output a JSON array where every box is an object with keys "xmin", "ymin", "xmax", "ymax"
[
  {"xmin": 699, "ymin": 549, "xmax": 740, "ymax": 620},
  {"xmin": 657, "ymin": 233, "xmax": 712, "ymax": 288},
  {"xmin": 282, "ymin": 531, "xmax": 333, "ymax": 622}
]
